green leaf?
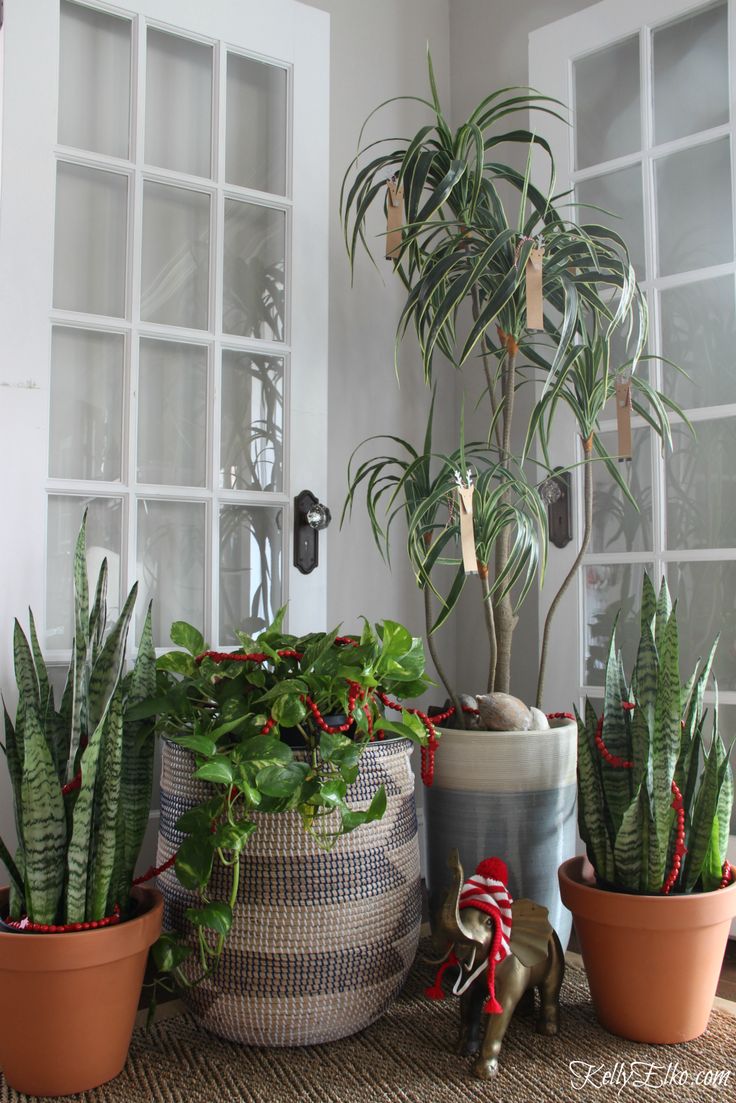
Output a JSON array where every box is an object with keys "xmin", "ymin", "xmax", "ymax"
[
  {"xmin": 683, "ymin": 736, "xmax": 723, "ymax": 892},
  {"xmin": 239, "ymin": 737, "xmax": 292, "ymax": 768},
  {"xmin": 87, "ymin": 687, "xmax": 124, "ymax": 920},
  {"xmin": 170, "ymin": 622, "xmax": 206, "ymax": 657},
  {"xmin": 21, "ymin": 705, "xmax": 66, "ymax": 924},
  {"xmin": 212, "ymin": 820, "xmax": 257, "ymax": 853},
  {"xmin": 194, "ymin": 757, "xmax": 235, "ymax": 786},
  {"xmin": 0, "ymin": 833, "xmax": 25, "ymax": 903},
  {"xmin": 151, "ymin": 932, "xmax": 192, "ymax": 974},
  {"xmin": 175, "ymin": 835, "xmax": 215, "ymax": 891},
  {"xmin": 318, "ymin": 778, "xmax": 347, "ymax": 807},
  {"xmin": 172, "ymin": 733, "xmax": 218, "ymax": 758},
  {"xmin": 613, "ymin": 785, "xmax": 649, "ymax": 893},
  {"xmin": 157, "ymin": 650, "xmax": 197, "ymax": 676},
  {"xmin": 185, "ymin": 900, "xmax": 233, "ymax": 936},
  {"xmin": 271, "ymin": 693, "xmax": 308, "ymax": 727},
  {"xmin": 175, "ymin": 797, "xmax": 222, "ymax": 834},
  {"xmin": 341, "ymin": 785, "xmax": 387, "ymax": 832},
  {"xmin": 256, "ymin": 761, "xmax": 310, "ymax": 798}
]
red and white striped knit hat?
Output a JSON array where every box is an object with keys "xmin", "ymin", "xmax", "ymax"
[
  {"xmin": 425, "ymin": 857, "xmax": 513, "ymax": 1014},
  {"xmin": 459, "ymin": 857, "xmax": 512, "ymax": 1013}
]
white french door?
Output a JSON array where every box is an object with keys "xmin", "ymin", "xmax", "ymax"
[
  {"xmin": 531, "ymin": 0, "xmax": 736, "ymax": 865},
  {"xmin": 0, "ymin": 0, "xmax": 328, "ymax": 847}
]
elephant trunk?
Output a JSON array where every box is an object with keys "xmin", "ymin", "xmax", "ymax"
[{"xmin": 436, "ymin": 848, "xmax": 475, "ymax": 947}]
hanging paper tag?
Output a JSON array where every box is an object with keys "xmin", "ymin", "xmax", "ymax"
[
  {"xmin": 386, "ymin": 178, "xmax": 405, "ymax": 261},
  {"xmin": 615, "ymin": 379, "xmax": 633, "ymax": 461},
  {"xmin": 457, "ymin": 486, "xmax": 478, "ymax": 574},
  {"xmin": 525, "ymin": 246, "xmax": 545, "ymax": 330}
]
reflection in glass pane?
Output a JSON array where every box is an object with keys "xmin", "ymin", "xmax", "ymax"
[
  {"xmin": 223, "ymin": 201, "xmax": 285, "ymax": 340},
  {"xmin": 585, "ymin": 562, "xmax": 649, "ymax": 686},
  {"xmin": 138, "ymin": 340, "xmax": 207, "ymax": 487},
  {"xmin": 141, "ymin": 182, "xmax": 210, "ymax": 330},
  {"xmin": 47, "ymin": 496, "xmax": 123, "ymax": 650},
  {"xmin": 145, "ymin": 29, "xmax": 212, "ymax": 178},
  {"xmin": 220, "ymin": 352, "xmax": 283, "ymax": 491},
  {"xmin": 219, "ymin": 506, "xmax": 282, "ymax": 643},
  {"xmin": 577, "ymin": 165, "xmax": 645, "ymax": 278},
  {"xmin": 591, "ymin": 429, "xmax": 652, "ymax": 554},
  {"xmin": 669, "ymin": 561, "xmax": 736, "ymax": 692},
  {"xmin": 666, "ymin": 419, "xmax": 736, "ymax": 550},
  {"xmin": 226, "ymin": 53, "xmax": 288, "ymax": 194},
  {"xmin": 660, "ymin": 276, "xmax": 736, "ymax": 409},
  {"xmin": 54, "ymin": 163, "xmax": 128, "ymax": 317},
  {"xmin": 137, "ymin": 499, "xmax": 205, "ymax": 646},
  {"xmin": 574, "ymin": 36, "xmax": 640, "ymax": 171},
  {"xmin": 656, "ymin": 139, "xmax": 733, "ymax": 277},
  {"xmin": 653, "ymin": 2, "xmax": 728, "ymax": 146},
  {"xmin": 58, "ymin": 0, "xmax": 131, "ymax": 158},
  {"xmin": 49, "ymin": 328, "xmax": 124, "ymax": 481}
]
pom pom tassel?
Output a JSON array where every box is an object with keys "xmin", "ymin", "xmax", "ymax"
[{"xmin": 424, "ymin": 951, "xmax": 459, "ymax": 1001}]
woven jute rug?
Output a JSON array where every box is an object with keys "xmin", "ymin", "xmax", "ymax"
[{"xmin": 2, "ymin": 950, "xmax": 735, "ymax": 1103}]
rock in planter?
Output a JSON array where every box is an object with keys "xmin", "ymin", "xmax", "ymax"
[{"xmin": 156, "ymin": 737, "xmax": 421, "ymax": 1046}]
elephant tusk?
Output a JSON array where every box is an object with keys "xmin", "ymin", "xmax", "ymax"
[
  {"xmin": 452, "ymin": 956, "xmax": 487, "ymax": 997},
  {"xmin": 421, "ymin": 946, "xmax": 454, "ymax": 967},
  {"xmin": 464, "ymin": 945, "xmax": 477, "ymax": 973}
]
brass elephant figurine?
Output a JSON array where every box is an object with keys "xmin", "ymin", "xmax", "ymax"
[{"xmin": 427, "ymin": 850, "xmax": 565, "ymax": 1080}]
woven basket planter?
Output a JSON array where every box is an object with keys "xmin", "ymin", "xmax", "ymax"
[{"xmin": 156, "ymin": 737, "xmax": 421, "ymax": 1046}]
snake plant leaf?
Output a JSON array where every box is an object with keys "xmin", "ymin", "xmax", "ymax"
[
  {"xmin": 8, "ymin": 848, "xmax": 25, "ymax": 919},
  {"xmin": 13, "ymin": 620, "xmax": 40, "ymax": 715},
  {"xmin": 631, "ymin": 704, "xmax": 651, "ymax": 790},
  {"xmin": 0, "ymin": 833, "xmax": 24, "ymax": 903},
  {"xmin": 87, "ymin": 583, "xmax": 138, "ymax": 737},
  {"xmin": 88, "ymin": 557, "xmax": 108, "ymax": 661},
  {"xmin": 576, "ymin": 702, "xmax": 614, "ymax": 882},
  {"xmin": 632, "ymin": 619, "xmax": 657, "ymax": 713},
  {"xmin": 640, "ymin": 572, "xmax": 657, "ymax": 637},
  {"xmin": 654, "ymin": 575, "xmax": 672, "ymax": 648},
  {"xmin": 87, "ymin": 686, "xmax": 123, "ymax": 921},
  {"xmin": 20, "ymin": 704, "xmax": 66, "ymax": 924},
  {"xmin": 682, "ymin": 732, "xmax": 724, "ymax": 893},
  {"xmin": 601, "ymin": 633, "xmax": 632, "ymax": 828},
  {"xmin": 27, "ymin": 608, "xmax": 50, "ymax": 712},
  {"xmin": 613, "ymin": 784, "xmax": 650, "ymax": 893},
  {"xmin": 3, "ymin": 701, "xmax": 24, "ymax": 842},
  {"xmin": 65, "ymin": 703, "xmax": 111, "ymax": 923},
  {"xmin": 650, "ymin": 608, "xmax": 681, "ymax": 873}
]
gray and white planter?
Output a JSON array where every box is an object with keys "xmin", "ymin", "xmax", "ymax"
[
  {"xmin": 424, "ymin": 718, "xmax": 577, "ymax": 948},
  {"xmin": 156, "ymin": 737, "xmax": 421, "ymax": 1047}
]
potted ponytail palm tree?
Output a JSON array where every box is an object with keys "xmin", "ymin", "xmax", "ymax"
[
  {"xmin": 341, "ymin": 59, "xmax": 682, "ymax": 938},
  {"xmin": 0, "ymin": 517, "xmax": 161, "ymax": 1096},
  {"xmin": 559, "ymin": 574, "xmax": 735, "ymax": 1042}
]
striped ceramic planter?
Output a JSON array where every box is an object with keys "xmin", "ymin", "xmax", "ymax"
[
  {"xmin": 156, "ymin": 737, "xmax": 421, "ymax": 1046},
  {"xmin": 425, "ymin": 719, "xmax": 577, "ymax": 948}
]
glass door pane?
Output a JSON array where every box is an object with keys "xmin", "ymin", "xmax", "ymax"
[
  {"xmin": 58, "ymin": 0, "xmax": 131, "ymax": 158},
  {"xmin": 219, "ymin": 505, "xmax": 283, "ymax": 641},
  {"xmin": 653, "ymin": 2, "xmax": 728, "ymax": 145},
  {"xmin": 574, "ymin": 36, "xmax": 640, "ymax": 170},
  {"xmin": 226, "ymin": 53, "xmax": 288, "ymax": 194},
  {"xmin": 220, "ymin": 351, "xmax": 284, "ymax": 492},
  {"xmin": 137, "ymin": 499, "xmax": 206, "ymax": 645},
  {"xmin": 145, "ymin": 28, "xmax": 213, "ymax": 178},
  {"xmin": 137, "ymin": 339, "xmax": 208, "ymax": 487},
  {"xmin": 141, "ymin": 182, "xmax": 210, "ymax": 329},
  {"xmin": 222, "ymin": 200, "xmax": 286, "ymax": 339},
  {"xmin": 49, "ymin": 327, "xmax": 124, "ymax": 481},
  {"xmin": 655, "ymin": 139, "xmax": 733, "ymax": 277},
  {"xmin": 53, "ymin": 162, "xmax": 128, "ymax": 317}
]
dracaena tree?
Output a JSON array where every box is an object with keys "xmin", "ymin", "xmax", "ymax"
[{"xmin": 341, "ymin": 56, "xmax": 683, "ymax": 719}]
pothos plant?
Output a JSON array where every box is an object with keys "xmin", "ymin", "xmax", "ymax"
[
  {"xmin": 137, "ymin": 612, "xmax": 434, "ymax": 992},
  {"xmin": 341, "ymin": 57, "xmax": 684, "ymax": 717}
]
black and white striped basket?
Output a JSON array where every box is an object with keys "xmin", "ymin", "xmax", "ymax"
[{"xmin": 156, "ymin": 737, "xmax": 421, "ymax": 1046}]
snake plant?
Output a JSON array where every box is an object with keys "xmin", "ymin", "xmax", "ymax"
[
  {"xmin": 0, "ymin": 515, "xmax": 157, "ymax": 926},
  {"xmin": 577, "ymin": 573, "xmax": 733, "ymax": 895}
]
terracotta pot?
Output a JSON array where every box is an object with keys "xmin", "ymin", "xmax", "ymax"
[
  {"xmin": 0, "ymin": 886, "xmax": 163, "ymax": 1096},
  {"xmin": 559, "ymin": 855, "xmax": 736, "ymax": 1043},
  {"xmin": 425, "ymin": 719, "xmax": 577, "ymax": 947}
]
